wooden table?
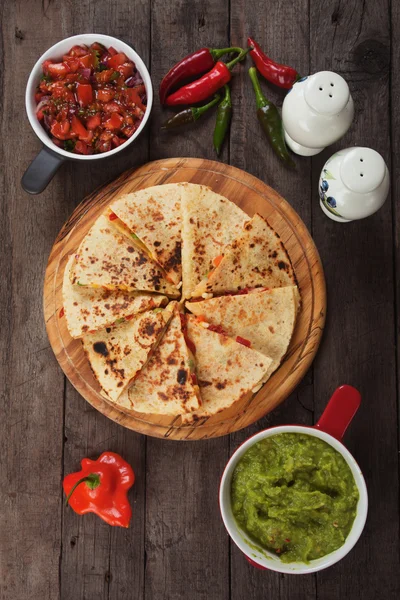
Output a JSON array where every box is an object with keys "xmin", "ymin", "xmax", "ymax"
[{"xmin": 1, "ymin": 1, "xmax": 399, "ymax": 598}]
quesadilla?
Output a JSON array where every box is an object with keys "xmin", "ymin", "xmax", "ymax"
[
  {"xmin": 181, "ymin": 184, "xmax": 248, "ymax": 299},
  {"xmin": 181, "ymin": 316, "xmax": 273, "ymax": 422},
  {"xmin": 70, "ymin": 215, "xmax": 179, "ymax": 297},
  {"xmin": 127, "ymin": 305, "xmax": 201, "ymax": 415},
  {"xmin": 63, "ymin": 255, "xmax": 168, "ymax": 338},
  {"xmin": 190, "ymin": 213, "xmax": 296, "ymax": 298},
  {"xmin": 109, "ymin": 183, "xmax": 184, "ymax": 285},
  {"xmin": 82, "ymin": 307, "xmax": 172, "ymax": 402},
  {"xmin": 186, "ymin": 286, "xmax": 299, "ymax": 375}
]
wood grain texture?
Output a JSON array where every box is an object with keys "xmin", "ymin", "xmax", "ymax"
[
  {"xmin": 55, "ymin": 2, "xmax": 151, "ymax": 600},
  {"xmin": 310, "ymin": 1, "xmax": 400, "ymax": 598},
  {"xmin": 44, "ymin": 158, "xmax": 326, "ymax": 441},
  {"xmin": 1, "ymin": 0, "xmax": 399, "ymax": 598},
  {"xmin": 229, "ymin": 0, "xmax": 318, "ymax": 596}
]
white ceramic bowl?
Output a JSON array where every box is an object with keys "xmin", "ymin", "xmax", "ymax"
[
  {"xmin": 219, "ymin": 387, "xmax": 368, "ymax": 574},
  {"xmin": 23, "ymin": 34, "xmax": 153, "ymax": 193}
]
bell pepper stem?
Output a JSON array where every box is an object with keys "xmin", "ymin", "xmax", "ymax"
[
  {"xmin": 193, "ymin": 94, "xmax": 221, "ymax": 120},
  {"xmin": 65, "ymin": 473, "xmax": 101, "ymax": 507},
  {"xmin": 210, "ymin": 46, "xmax": 244, "ymax": 61},
  {"xmin": 226, "ymin": 47, "xmax": 251, "ymax": 71},
  {"xmin": 249, "ymin": 67, "xmax": 270, "ymax": 109}
]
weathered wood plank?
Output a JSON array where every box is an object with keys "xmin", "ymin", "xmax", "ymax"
[
  {"xmin": 145, "ymin": 2, "xmax": 230, "ymax": 599},
  {"xmin": 57, "ymin": 2, "xmax": 151, "ymax": 600},
  {"xmin": 310, "ymin": 1, "xmax": 400, "ymax": 598},
  {"xmin": 0, "ymin": 2, "xmax": 68, "ymax": 599},
  {"xmin": 230, "ymin": 0, "xmax": 316, "ymax": 597}
]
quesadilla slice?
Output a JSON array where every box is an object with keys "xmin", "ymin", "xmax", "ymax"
[
  {"xmin": 181, "ymin": 184, "xmax": 248, "ymax": 299},
  {"xmin": 186, "ymin": 286, "xmax": 299, "ymax": 375},
  {"xmin": 82, "ymin": 307, "xmax": 172, "ymax": 402},
  {"xmin": 63, "ymin": 255, "xmax": 168, "ymax": 338},
  {"xmin": 190, "ymin": 213, "xmax": 296, "ymax": 298},
  {"xmin": 109, "ymin": 183, "xmax": 184, "ymax": 285},
  {"xmin": 127, "ymin": 305, "xmax": 201, "ymax": 415},
  {"xmin": 181, "ymin": 316, "xmax": 273, "ymax": 423},
  {"xmin": 71, "ymin": 215, "xmax": 179, "ymax": 297}
]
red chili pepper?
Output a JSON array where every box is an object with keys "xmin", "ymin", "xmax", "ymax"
[
  {"xmin": 108, "ymin": 211, "xmax": 118, "ymax": 221},
  {"xmin": 159, "ymin": 46, "xmax": 244, "ymax": 104},
  {"xmin": 63, "ymin": 452, "xmax": 134, "ymax": 528},
  {"xmin": 236, "ymin": 335, "xmax": 251, "ymax": 348},
  {"xmin": 248, "ymin": 37, "xmax": 300, "ymax": 89},
  {"xmin": 166, "ymin": 48, "xmax": 250, "ymax": 106}
]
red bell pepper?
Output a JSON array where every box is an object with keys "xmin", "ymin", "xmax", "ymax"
[{"xmin": 63, "ymin": 451, "xmax": 135, "ymax": 528}]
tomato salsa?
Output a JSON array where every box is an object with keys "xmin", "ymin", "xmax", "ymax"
[{"xmin": 35, "ymin": 42, "xmax": 147, "ymax": 155}]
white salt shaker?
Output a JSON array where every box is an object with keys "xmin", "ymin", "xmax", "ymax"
[
  {"xmin": 282, "ymin": 71, "xmax": 354, "ymax": 156},
  {"xmin": 319, "ymin": 147, "xmax": 390, "ymax": 222}
]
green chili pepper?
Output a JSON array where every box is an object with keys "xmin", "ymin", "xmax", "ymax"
[
  {"xmin": 248, "ymin": 67, "xmax": 295, "ymax": 168},
  {"xmin": 161, "ymin": 94, "xmax": 221, "ymax": 131},
  {"xmin": 213, "ymin": 85, "xmax": 232, "ymax": 156}
]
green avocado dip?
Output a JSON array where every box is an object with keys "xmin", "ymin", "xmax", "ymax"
[{"xmin": 231, "ymin": 433, "xmax": 359, "ymax": 564}]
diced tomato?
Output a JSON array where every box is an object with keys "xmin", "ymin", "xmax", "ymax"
[
  {"xmin": 68, "ymin": 44, "xmax": 89, "ymax": 57},
  {"xmin": 90, "ymin": 42, "xmax": 106, "ymax": 53},
  {"xmin": 96, "ymin": 88, "xmax": 115, "ymax": 103},
  {"xmin": 47, "ymin": 62, "xmax": 71, "ymax": 77},
  {"xmin": 95, "ymin": 69, "xmax": 115, "ymax": 83},
  {"xmin": 95, "ymin": 139, "xmax": 111, "ymax": 153},
  {"xmin": 100, "ymin": 130, "xmax": 113, "ymax": 141},
  {"xmin": 63, "ymin": 55, "xmax": 80, "ymax": 72},
  {"xmin": 236, "ymin": 336, "xmax": 252, "ymax": 348},
  {"xmin": 191, "ymin": 373, "xmax": 198, "ymax": 385},
  {"xmin": 76, "ymin": 83, "xmax": 93, "ymax": 107},
  {"xmin": 125, "ymin": 314, "xmax": 135, "ymax": 321},
  {"xmin": 108, "ymin": 46, "xmax": 118, "ymax": 56},
  {"xmin": 42, "ymin": 59, "xmax": 53, "ymax": 75},
  {"xmin": 108, "ymin": 52, "xmax": 128, "ymax": 68},
  {"xmin": 108, "ymin": 212, "xmax": 118, "ymax": 221},
  {"xmin": 102, "ymin": 101, "xmax": 121, "ymax": 113},
  {"xmin": 59, "ymin": 307, "xmax": 65, "ymax": 318},
  {"xmin": 125, "ymin": 88, "xmax": 146, "ymax": 111},
  {"xmin": 78, "ymin": 54, "xmax": 93, "ymax": 69},
  {"xmin": 71, "ymin": 115, "xmax": 90, "ymax": 140},
  {"xmin": 86, "ymin": 114, "xmax": 101, "ymax": 130},
  {"xmin": 112, "ymin": 135, "xmax": 125, "ymax": 148},
  {"xmin": 50, "ymin": 120, "xmax": 71, "ymax": 140},
  {"xmin": 116, "ymin": 62, "xmax": 134, "ymax": 78},
  {"xmin": 74, "ymin": 140, "xmax": 91, "ymax": 155},
  {"xmin": 212, "ymin": 255, "xmax": 223, "ymax": 268},
  {"xmin": 121, "ymin": 125, "xmax": 136, "ymax": 137},
  {"xmin": 104, "ymin": 112, "xmax": 124, "ymax": 130}
]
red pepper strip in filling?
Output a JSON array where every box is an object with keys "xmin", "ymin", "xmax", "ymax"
[
  {"xmin": 207, "ymin": 323, "xmax": 228, "ymax": 336},
  {"xmin": 248, "ymin": 37, "xmax": 300, "ymax": 89},
  {"xmin": 236, "ymin": 336, "xmax": 252, "ymax": 348}
]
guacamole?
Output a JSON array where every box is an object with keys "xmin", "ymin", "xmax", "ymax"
[{"xmin": 231, "ymin": 433, "xmax": 359, "ymax": 564}]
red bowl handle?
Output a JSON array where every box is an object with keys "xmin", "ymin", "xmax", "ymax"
[
  {"xmin": 314, "ymin": 385, "xmax": 361, "ymax": 442},
  {"xmin": 246, "ymin": 556, "xmax": 267, "ymax": 570}
]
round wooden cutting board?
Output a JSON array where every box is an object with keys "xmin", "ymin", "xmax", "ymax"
[{"xmin": 44, "ymin": 157, "xmax": 326, "ymax": 440}]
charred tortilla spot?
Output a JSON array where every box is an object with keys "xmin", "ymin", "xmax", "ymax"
[
  {"xmin": 127, "ymin": 246, "xmax": 134, "ymax": 253},
  {"xmin": 106, "ymin": 327, "xmax": 111, "ymax": 333},
  {"xmin": 117, "ymin": 382, "xmax": 123, "ymax": 387},
  {"xmin": 154, "ymin": 241, "xmax": 161, "ymax": 247},
  {"xmin": 157, "ymin": 391, "xmax": 169, "ymax": 402},
  {"xmin": 278, "ymin": 261, "xmax": 288, "ymax": 271},
  {"xmin": 216, "ymin": 380, "xmax": 227, "ymax": 390},
  {"xmin": 198, "ymin": 380, "xmax": 212, "ymax": 387},
  {"xmin": 177, "ymin": 369, "xmax": 188, "ymax": 385},
  {"xmin": 93, "ymin": 341, "xmax": 108, "ymax": 356}
]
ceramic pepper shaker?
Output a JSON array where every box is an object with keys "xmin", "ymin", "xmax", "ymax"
[
  {"xmin": 319, "ymin": 147, "xmax": 390, "ymax": 222},
  {"xmin": 282, "ymin": 71, "xmax": 354, "ymax": 156}
]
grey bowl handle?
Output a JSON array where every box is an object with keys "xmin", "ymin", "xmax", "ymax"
[{"xmin": 21, "ymin": 146, "xmax": 66, "ymax": 194}]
